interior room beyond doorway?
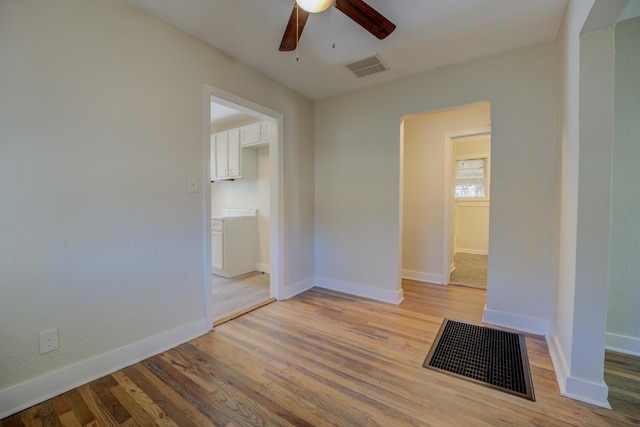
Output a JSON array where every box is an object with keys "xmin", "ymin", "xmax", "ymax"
[
  {"xmin": 209, "ymin": 98, "xmax": 275, "ymax": 325},
  {"xmin": 449, "ymin": 133, "xmax": 491, "ymax": 289},
  {"xmin": 401, "ymin": 102, "xmax": 491, "ymax": 292}
]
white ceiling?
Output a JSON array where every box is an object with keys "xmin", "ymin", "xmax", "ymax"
[
  {"xmin": 210, "ymin": 102, "xmax": 255, "ymax": 128},
  {"xmin": 129, "ymin": 0, "xmax": 569, "ymax": 100}
]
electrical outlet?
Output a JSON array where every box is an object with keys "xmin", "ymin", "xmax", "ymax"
[{"xmin": 39, "ymin": 328, "xmax": 59, "ymax": 354}]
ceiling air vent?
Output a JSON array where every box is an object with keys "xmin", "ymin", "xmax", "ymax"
[{"xmin": 346, "ymin": 54, "xmax": 388, "ymax": 78}]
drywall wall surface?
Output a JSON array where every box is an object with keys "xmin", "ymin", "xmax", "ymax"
[
  {"xmin": 619, "ymin": 0, "xmax": 640, "ymax": 21},
  {"xmin": 551, "ymin": 0, "xmax": 596, "ymax": 387},
  {"xmin": 550, "ymin": 0, "xmax": 627, "ymax": 408},
  {"xmin": 402, "ymin": 105, "xmax": 490, "ymax": 282},
  {"xmin": 0, "ymin": 0, "xmax": 313, "ymax": 401},
  {"xmin": 256, "ymin": 148, "xmax": 271, "ymax": 269},
  {"xmin": 455, "ymin": 135, "xmax": 491, "ymax": 157},
  {"xmin": 571, "ymin": 24, "xmax": 615, "ymax": 385},
  {"xmin": 607, "ymin": 16, "xmax": 640, "ymax": 350},
  {"xmin": 455, "ymin": 203, "xmax": 490, "ymax": 254},
  {"xmin": 315, "ymin": 41, "xmax": 557, "ymax": 323}
]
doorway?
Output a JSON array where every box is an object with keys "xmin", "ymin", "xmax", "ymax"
[
  {"xmin": 447, "ymin": 133, "xmax": 491, "ymax": 289},
  {"xmin": 203, "ymin": 85, "xmax": 284, "ymax": 328},
  {"xmin": 400, "ymin": 102, "xmax": 491, "ymax": 292}
]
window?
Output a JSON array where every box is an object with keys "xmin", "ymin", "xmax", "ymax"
[{"xmin": 455, "ymin": 156, "xmax": 488, "ymax": 198}]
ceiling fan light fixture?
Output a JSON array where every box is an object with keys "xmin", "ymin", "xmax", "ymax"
[{"xmin": 296, "ymin": 0, "xmax": 333, "ymax": 14}]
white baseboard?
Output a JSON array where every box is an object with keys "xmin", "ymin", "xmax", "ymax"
[
  {"xmin": 606, "ymin": 332, "xmax": 640, "ymax": 357},
  {"xmin": 256, "ymin": 263, "xmax": 271, "ymax": 274},
  {"xmin": 455, "ymin": 248, "xmax": 488, "ymax": 255},
  {"xmin": 283, "ymin": 276, "xmax": 315, "ymax": 299},
  {"xmin": 563, "ymin": 374, "xmax": 611, "ymax": 409},
  {"xmin": 482, "ymin": 306, "xmax": 549, "ymax": 335},
  {"xmin": 315, "ymin": 276, "xmax": 404, "ymax": 304},
  {"xmin": 0, "ymin": 319, "xmax": 209, "ymax": 419},
  {"xmin": 545, "ymin": 330, "xmax": 571, "ymax": 394},
  {"xmin": 546, "ymin": 325, "xmax": 612, "ymax": 409},
  {"xmin": 402, "ymin": 269, "xmax": 446, "ymax": 285}
]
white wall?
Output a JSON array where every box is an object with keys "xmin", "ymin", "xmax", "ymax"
[
  {"xmin": 402, "ymin": 104, "xmax": 490, "ymax": 284},
  {"xmin": 607, "ymin": 16, "xmax": 640, "ymax": 355},
  {"xmin": 315, "ymin": 42, "xmax": 558, "ymax": 322},
  {"xmin": 551, "ymin": 0, "xmax": 593, "ymax": 403},
  {"xmin": 550, "ymin": 0, "xmax": 628, "ymax": 408},
  {"xmin": 211, "ymin": 147, "xmax": 271, "ymax": 270},
  {"xmin": 256, "ymin": 148, "xmax": 271, "ymax": 270},
  {"xmin": 0, "ymin": 0, "xmax": 314, "ymax": 417}
]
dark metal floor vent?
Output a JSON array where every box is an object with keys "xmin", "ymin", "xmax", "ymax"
[
  {"xmin": 346, "ymin": 54, "xmax": 388, "ymax": 77},
  {"xmin": 423, "ymin": 319, "xmax": 535, "ymax": 401}
]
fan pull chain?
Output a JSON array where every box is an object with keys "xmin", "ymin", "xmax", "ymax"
[
  {"xmin": 331, "ymin": 1, "xmax": 335, "ymax": 48},
  {"xmin": 295, "ymin": 2, "xmax": 300, "ymax": 61}
]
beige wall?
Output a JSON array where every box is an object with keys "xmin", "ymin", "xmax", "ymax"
[
  {"xmin": 455, "ymin": 203, "xmax": 490, "ymax": 254},
  {"xmin": 0, "ymin": 0, "xmax": 314, "ymax": 414}
]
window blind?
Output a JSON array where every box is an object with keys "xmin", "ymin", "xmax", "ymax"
[{"xmin": 455, "ymin": 157, "xmax": 486, "ymax": 198}]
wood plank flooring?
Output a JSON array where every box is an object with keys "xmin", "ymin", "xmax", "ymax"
[
  {"xmin": 211, "ymin": 271, "xmax": 271, "ymax": 325},
  {"xmin": 3, "ymin": 280, "xmax": 639, "ymax": 426}
]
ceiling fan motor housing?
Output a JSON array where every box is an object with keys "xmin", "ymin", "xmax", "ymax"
[
  {"xmin": 280, "ymin": 0, "xmax": 396, "ymax": 51},
  {"xmin": 296, "ymin": 0, "xmax": 333, "ymax": 14}
]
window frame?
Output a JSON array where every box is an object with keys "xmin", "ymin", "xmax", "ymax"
[{"xmin": 454, "ymin": 152, "xmax": 491, "ymax": 201}]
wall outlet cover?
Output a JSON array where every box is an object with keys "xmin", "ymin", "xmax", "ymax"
[{"xmin": 39, "ymin": 328, "xmax": 59, "ymax": 354}]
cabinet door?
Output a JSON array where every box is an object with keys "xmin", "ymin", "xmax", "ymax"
[
  {"xmin": 241, "ymin": 122, "xmax": 261, "ymax": 147},
  {"xmin": 215, "ymin": 133, "xmax": 228, "ymax": 178},
  {"xmin": 211, "ymin": 231, "xmax": 223, "ymax": 270},
  {"xmin": 260, "ymin": 122, "xmax": 271, "ymax": 143},
  {"xmin": 227, "ymin": 129, "xmax": 241, "ymax": 178},
  {"xmin": 210, "ymin": 134, "xmax": 217, "ymax": 180}
]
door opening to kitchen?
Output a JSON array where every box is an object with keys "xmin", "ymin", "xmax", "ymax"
[{"xmin": 207, "ymin": 89, "xmax": 282, "ymax": 326}]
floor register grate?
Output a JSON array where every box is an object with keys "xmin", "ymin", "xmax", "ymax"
[{"xmin": 422, "ymin": 319, "xmax": 535, "ymax": 401}]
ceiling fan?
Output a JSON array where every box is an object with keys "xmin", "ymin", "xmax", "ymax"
[{"xmin": 279, "ymin": 0, "xmax": 396, "ymax": 51}]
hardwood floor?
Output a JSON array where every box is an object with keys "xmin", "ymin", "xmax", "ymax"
[
  {"xmin": 211, "ymin": 271, "xmax": 272, "ymax": 325},
  {"xmin": 3, "ymin": 280, "xmax": 639, "ymax": 426}
]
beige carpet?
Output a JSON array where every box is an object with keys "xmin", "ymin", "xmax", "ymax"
[{"xmin": 450, "ymin": 253, "xmax": 488, "ymax": 289}]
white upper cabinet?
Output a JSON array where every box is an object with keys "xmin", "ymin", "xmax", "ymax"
[
  {"xmin": 240, "ymin": 121, "xmax": 271, "ymax": 148},
  {"xmin": 227, "ymin": 129, "xmax": 241, "ymax": 177},
  {"xmin": 211, "ymin": 128, "xmax": 256, "ymax": 181},
  {"xmin": 240, "ymin": 122, "xmax": 261, "ymax": 147}
]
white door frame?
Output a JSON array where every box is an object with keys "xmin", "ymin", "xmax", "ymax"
[
  {"xmin": 442, "ymin": 127, "xmax": 491, "ymax": 285},
  {"xmin": 202, "ymin": 85, "xmax": 285, "ymax": 329}
]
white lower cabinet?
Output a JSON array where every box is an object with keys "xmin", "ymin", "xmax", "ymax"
[
  {"xmin": 211, "ymin": 217, "xmax": 257, "ymax": 278},
  {"xmin": 211, "ymin": 221, "xmax": 223, "ymax": 270}
]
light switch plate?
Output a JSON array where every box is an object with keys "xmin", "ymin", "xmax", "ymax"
[{"xmin": 188, "ymin": 176, "xmax": 197, "ymax": 193}]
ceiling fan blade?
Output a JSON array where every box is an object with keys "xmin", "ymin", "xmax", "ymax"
[
  {"xmin": 335, "ymin": 0, "xmax": 396, "ymax": 40},
  {"xmin": 279, "ymin": 4, "xmax": 310, "ymax": 51}
]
